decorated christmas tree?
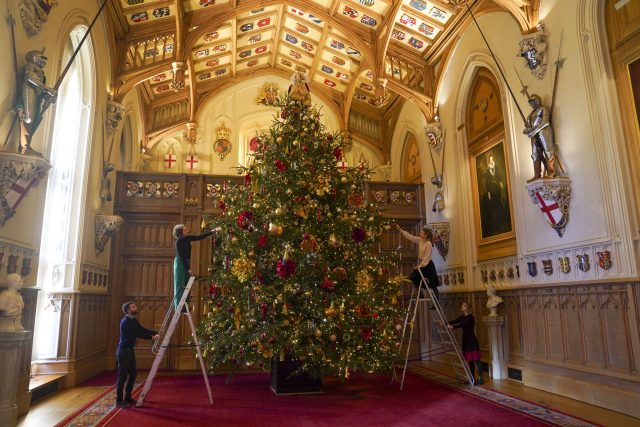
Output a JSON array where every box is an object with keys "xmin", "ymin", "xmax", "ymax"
[{"xmin": 198, "ymin": 83, "xmax": 401, "ymax": 380}]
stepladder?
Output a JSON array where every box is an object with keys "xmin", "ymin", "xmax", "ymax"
[
  {"xmin": 392, "ymin": 269, "xmax": 475, "ymax": 390},
  {"xmin": 136, "ymin": 276, "xmax": 213, "ymax": 407}
]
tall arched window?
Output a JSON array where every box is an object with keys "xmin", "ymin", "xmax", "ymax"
[{"xmin": 35, "ymin": 26, "xmax": 94, "ymax": 359}]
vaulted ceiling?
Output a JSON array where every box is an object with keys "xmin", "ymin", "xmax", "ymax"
[{"xmin": 106, "ymin": 0, "xmax": 539, "ymax": 156}]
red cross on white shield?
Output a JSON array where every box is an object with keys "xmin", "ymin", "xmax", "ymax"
[
  {"xmin": 534, "ymin": 191, "xmax": 562, "ymax": 226},
  {"xmin": 186, "ymin": 155, "xmax": 199, "ymax": 169},
  {"xmin": 163, "ymin": 153, "xmax": 176, "ymax": 168}
]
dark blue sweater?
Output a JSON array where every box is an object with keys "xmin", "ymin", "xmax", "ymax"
[{"xmin": 118, "ymin": 316, "xmax": 157, "ymax": 350}]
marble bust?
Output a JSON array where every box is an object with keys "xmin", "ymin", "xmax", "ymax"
[
  {"xmin": 0, "ymin": 274, "xmax": 25, "ymax": 332},
  {"xmin": 486, "ymin": 286, "xmax": 503, "ymax": 316}
]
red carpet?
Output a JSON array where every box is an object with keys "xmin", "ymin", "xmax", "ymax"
[{"xmin": 98, "ymin": 373, "xmax": 554, "ymax": 426}]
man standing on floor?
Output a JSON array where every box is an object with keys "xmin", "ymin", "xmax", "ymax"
[{"xmin": 116, "ymin": 301, "xmax": 159, "ymax": 408}]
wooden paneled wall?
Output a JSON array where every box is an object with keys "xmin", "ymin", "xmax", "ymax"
[{"xmin": 436, "ymin": 281, "xmax": 640, "ymax": 417}]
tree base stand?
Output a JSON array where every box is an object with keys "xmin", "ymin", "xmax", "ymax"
[{"xmin": 271, "ymin": 355, "xmax": 322, "ymax": 395}]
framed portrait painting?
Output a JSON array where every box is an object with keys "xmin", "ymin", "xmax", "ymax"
[{"xmin": 470, "ymin": 138, "xmax": 517, "ymax": 259}]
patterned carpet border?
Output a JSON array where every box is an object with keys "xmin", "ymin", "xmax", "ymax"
[
  {"xmin": 407, "ymin": 364, "xmax": 601, "ymax": 427},
  {"xmin": 56, "ymin": 370, "xmax": 601, "ymax": 427},
  {"xmin": 54, "ymin": 383, "xmax": 142, "ymax": 427}
]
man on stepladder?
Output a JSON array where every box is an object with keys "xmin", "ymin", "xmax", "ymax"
[{"xmin": 116, "ymin": 301, "xmax": 159, "ymax": 408}]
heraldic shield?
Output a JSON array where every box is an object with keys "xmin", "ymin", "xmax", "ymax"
[
  {"xmin": 597, "ymin": 250, "xmax": 612, "ymax": 270},
  {"xmin": 525, "ymin": 177, "xmax": 571, "ymax": 237},
  {"xmin": 576, "ymin": 254, "xmax": 590, "ymax": 272},
  {"xmin": 558, "ymin": 256, "xmax": 571, "ymax": 274},
  {"xmin": 527, "ymin": 261, "xmax": 537, "ymax": 277}
]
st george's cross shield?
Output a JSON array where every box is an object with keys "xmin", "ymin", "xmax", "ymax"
[{"xmin": 525, "ymin": 177, "xmax": 571, "ymax": 237}]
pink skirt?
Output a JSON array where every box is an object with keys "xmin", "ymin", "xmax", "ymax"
[{"xmin": 463, "ymin": 350, "xmax": 481, "ymax": 361}]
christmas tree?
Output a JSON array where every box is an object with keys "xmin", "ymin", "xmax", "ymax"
[{"xmin": 198, "ymin": 86, "xmax": 401, "ymax": 380}]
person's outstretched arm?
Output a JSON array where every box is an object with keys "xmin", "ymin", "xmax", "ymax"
[
  {"xmin": 395, "ymin": 224, "xmax": 420, "ymax": 244},
  {"xmin": 185, "ymin": 231, "xmax": 214, "ymax": 242}
]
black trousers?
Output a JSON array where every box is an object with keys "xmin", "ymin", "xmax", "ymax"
[
  {"xmin": 116, "ymin": 347, "xmax": 137, "ymax": 400},
  {"xmin": 409, "ymin": 261, "xmax": 440, "ymax": 301}
]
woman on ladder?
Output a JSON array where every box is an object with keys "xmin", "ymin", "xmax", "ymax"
[
  {"xmin": 448, "ymin": 301, "xmax": 484, "ymax": 385},
  {"xmin": 172, "ymin": 224, "xmax": 214, "ymax": 309},
  {"xmin": 395, "ymin": 224, "xmax": 440, "ymax": 303}
]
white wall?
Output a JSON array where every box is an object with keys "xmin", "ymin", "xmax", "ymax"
[
  {"xmin": 0, "ymin": 0, "xmax": 117, "ymax": 280},
  {"xmin": 391, "ymin": 2, "xmax": 637, "ymax": 286}
]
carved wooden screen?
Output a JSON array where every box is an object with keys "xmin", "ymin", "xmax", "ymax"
[{"xmin": 108, "ymin": 173, "xmax": 426, "ymax": 370}]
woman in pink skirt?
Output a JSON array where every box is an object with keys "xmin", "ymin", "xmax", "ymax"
[{"xmin": 448, "ymin": 301, "xmax": 484, "ymax": 385}]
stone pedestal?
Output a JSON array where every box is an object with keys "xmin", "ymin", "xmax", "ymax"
[
  {"xmin": 483, "ymin": 315, "xmax": 508, "ymax": 380},
  {"xmin": 0, "ymin": 331, "xmax": 32, "ymax": 427}
]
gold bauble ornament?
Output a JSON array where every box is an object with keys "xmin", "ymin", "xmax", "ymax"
[
  {"xmin": 268, "ymin": 222, "xmax": 284, "ymax": 236},
  {"xmin": 276, "ymin": 136, "xmax": 283, "ymax": 144},
  {"xmin": 293, "ymin": 139, "xmax": 300, "ymax": 145},
  {"xmin": 275, "ymin": 207, "xmax": 285, "ymax": 215},
  {"xmin": 252, "ymin": 203, "xmax": 261, "ymax": 209},
  {"xmin": 341, "ymin": 176, "xmax": 347, "ymax": 183},
  {"xmin": 315, "ymin": 329, "xmax": 322, "ymax": 337}
]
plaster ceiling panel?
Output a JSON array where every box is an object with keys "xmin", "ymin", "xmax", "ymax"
[
  {"xmin": 318, "ymin": 62, "xmax": 351, "ymax": 83},
  {"xmin": 311, "ymin": 0, "xmax": 332, "ymax": 8},
  {"xmin": 237, "ymin": 14, "xmax": 277, "ymax": 35},
  {"xmin": 193, "ymin": 55, "xmax": 232, "ymax": 72},
  {"xmin": 319, "ymin": 50, "xmax": 357, "ymax": 73},
  {"xmin": 237, "ymin": 44, "xmax": 271, "ymax": 61},
  {"xmin": 348, "ymin": 0, "xmax": 392, "ymax": 16},
  {"xmin": 283, "ymin": 15, "xmax": 323, "ymax": 41},
  {"xmin": 281, "ymin": 32, "xmax": 317, "ymax": 56},
  {"xmin": 325, "ymin": 36, "xmax": 362, "ymax": 62},
  {"xmin": 237, "ymin": 55, "xmax": 271, "ymax": 72},
  {"xmin": 280, "ymin": 47, "xmax": 314, "ymax": 66},
  {"xmin": 339, "ymin": 2, "xmax": 380, "ymax": 30},
  {"xmin": 237, "ymin": 29, "xmax": 275, "ymax": 48},
  {"xmin": 237, "ymin": 6, "xmax": 278, "ymax": 19},
  {"xmin": 397, "ymin": 9, "xmax": 443, "ymax": 39},
  {"xmin": 193, "ymin": 42, "xmax": 230, "ymax": 60},
  {"xmin": 126, "ymin": 5, "xmax": 176, "ymax": 25},
  {"xmin": 151, "ymin": 81, "xmax": 174, "ymax": 95},
  {"xmin": 120, "ymin": 0, "xmax": 165, "ymax": 10},
  {"xmin": 276, "ymin": 55, "xmax": 309, "ymax": 74},
  {"xmin": 148, "ymin": 70, "xmax": 173, "ymax": 84},
  {"xmin": 357, "ymin": 80, "xmax": 375, "ymax": 95},
  {"xmin": 403, "ymin": 0, "xmax": 454, "ymax": 25},
  {"xmin": 195, "ymin": 26, "xmax": 233, "ymax": 47},
  {"xmin": 314, "ymin": 74, "xmax": 346, "ymax": 92},
  {"xmin": 195, "ymin": 65, "xmax": 231, "ymax": 82},
  {"xmin": 390, "ymin": 27, "xmax": 430, "ymax": 52},
  {"xmin": 183, "ymin": 0, "xmax": 228, "ymax": 12},
  {"xmin": 287, "ymin": 6, "xmax": 325, "ymax": 28}
]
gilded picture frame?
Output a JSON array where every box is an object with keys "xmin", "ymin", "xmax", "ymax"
[{"xmin": 470, "ymin": 137, "xmax": 517, "ymax": 260}]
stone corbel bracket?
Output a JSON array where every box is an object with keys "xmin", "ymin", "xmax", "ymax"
[
  {"xmin": 525, "ymin": 176, "xmax": 571, "ymax": 237},
  {"xmin": 95, "ymin": 214, "xmax": 124, "ymax": 255},
  {"xmin": 0, "ymin": 152, "xmax": 51, "ymax": 227},
  {"xmin": 428, "ymin": 221, "xmax": 450, "ymax": 260}
]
